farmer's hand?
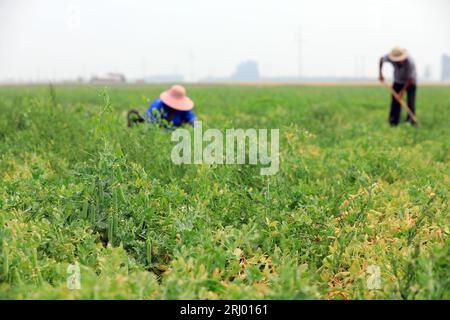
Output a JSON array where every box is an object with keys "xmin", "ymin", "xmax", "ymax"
[
  {"xmin": 379, "ymin": 74, "xmax": 384, "ymax": 82},
  {"xmin": 398, "ymin": 91, "xmax": 404, "ymax": 99}
]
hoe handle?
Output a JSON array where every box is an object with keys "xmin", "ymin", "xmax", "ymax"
[{"xmin": 382, "ymin": 81, "xmax": 419, "ymax": 126}]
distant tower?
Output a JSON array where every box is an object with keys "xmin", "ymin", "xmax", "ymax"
[
  {"xmin": 141, "ymin": 57, "xmax": 147, "ymax": 80},
  {"xmin": 189, "ymin": 52, "xmax": 196, "ymax": 83},
  {"xmin": 297, "ymin": 28, "xmax": 303, "ymax": 79},
  {"xmin": 441, "ymin": 54, "xmax": 450, "ymax": 81},
  {"xmin": 423, "ymin": 65, "xmax": 432, "ymax": 80},
  {"xmin": 354, "ymin": 56, "xmax": 366, "ymax": 79}
]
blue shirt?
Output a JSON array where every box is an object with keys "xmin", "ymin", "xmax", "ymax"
[{"xmin": 144, "ymin": 99, "xmax": 196, "ymax": 127}]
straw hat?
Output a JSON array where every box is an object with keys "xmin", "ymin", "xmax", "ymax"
[
  {"xmin": 388, "ymin": 46, "xmax": 408, "ymax": 62},
  {"xmin": 160, "ymin": 85, "xmax": 194, "ymax": 111}
]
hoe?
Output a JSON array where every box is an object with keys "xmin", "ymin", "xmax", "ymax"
[{"xmin": 382, "ymin": 81, "xmax": 419, "ymax": 127}]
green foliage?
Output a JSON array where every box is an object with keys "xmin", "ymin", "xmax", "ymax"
[{"xmin": 0, "ymin": 84, "xmax": 448, "ymax": 299}]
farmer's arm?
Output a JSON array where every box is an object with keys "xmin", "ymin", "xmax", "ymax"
[
  {"xmin": 400, "ymin": 78, "xmax": 413, "ymax": 95},
  {"xmin": 379, "ymin": 56, "xmax": 386, "ymax": 82},
  {"xmin": 144, "ymin": 100, "xmax": 162, "ymax": 123},
  {"xmin": 184, "ymin": 110, "xmax": 197, "ymax": 127}
]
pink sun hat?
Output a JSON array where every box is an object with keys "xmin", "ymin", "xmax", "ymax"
[{"xmin": 160, "ymin": 85, "xmax": 194, "ymax": 111}]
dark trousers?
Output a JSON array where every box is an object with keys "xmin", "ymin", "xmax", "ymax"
[{"xmin": 389, "ymin": 82, "xmax": 417, "ymax": 126}]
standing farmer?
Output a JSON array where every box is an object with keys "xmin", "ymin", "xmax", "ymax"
[{"xmin": 379, "ymin": 47, "xmax": 417, "ymax": 127}]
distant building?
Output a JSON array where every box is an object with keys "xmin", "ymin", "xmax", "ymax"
[
  {"xmin": 442, "ymin": 54, "xmax": 450, "ymax": 81},
  {"xmin": 90, "ymin": 73, "xmax": 126, "ymax": 84},
  {"xmin": 144, "ymin": 74, "xmax": 184, "ymax": 83},
  {"xmin": 231, "ymin": 60, "xmax": 260, "ymax": 81}
]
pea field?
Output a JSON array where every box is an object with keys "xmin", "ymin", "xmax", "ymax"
[{"xmin": 0, "ymin": 84, "xmax": 448, "ymax": 299}]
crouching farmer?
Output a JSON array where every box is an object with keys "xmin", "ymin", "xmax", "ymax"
[
  {"xmin": 127, "ymin": 85, "xmax": 196, "ymax": 128},
  {"xmin": 379, "ymin": 47, "xmax": 417, "ymax": 127}
]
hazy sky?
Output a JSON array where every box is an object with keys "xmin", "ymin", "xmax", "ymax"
[{"xmin": 1, "ymin": 0, "xmax": 449, "ymax": 82}]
